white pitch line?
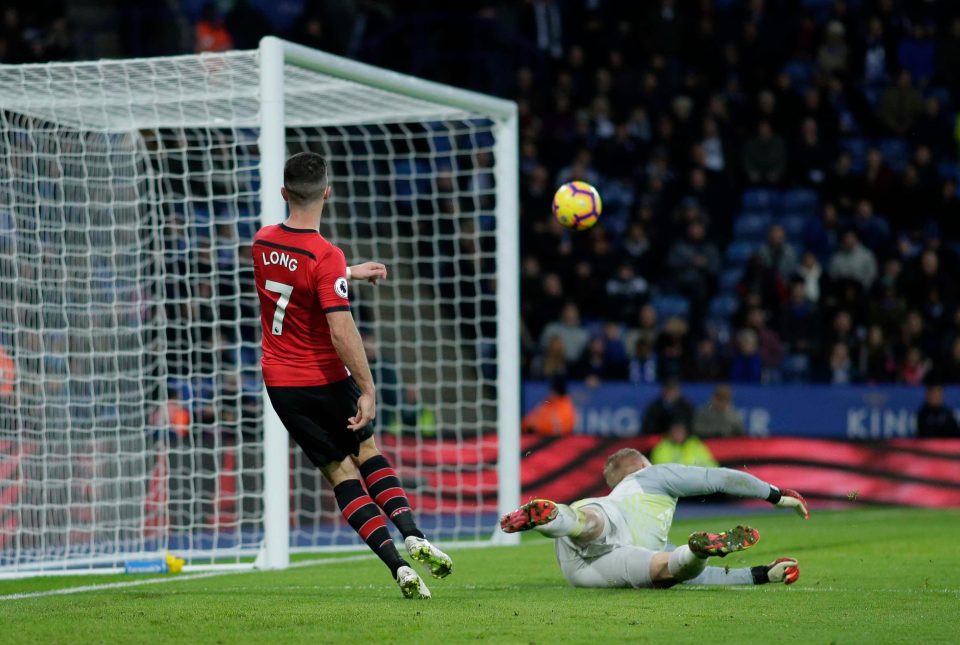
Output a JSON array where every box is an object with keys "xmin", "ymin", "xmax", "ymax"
[
  {"xmin": 0, "ymin": 554, "xmax": 375, "ymax": 603},
  {"xmin": 683, "ymin": 585, "xmax": 960, "ymax": 594}
]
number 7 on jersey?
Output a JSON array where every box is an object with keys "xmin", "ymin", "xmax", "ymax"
[{"xmin": 264, "ymin": 280, "xmax": 294, "ymax": 335}]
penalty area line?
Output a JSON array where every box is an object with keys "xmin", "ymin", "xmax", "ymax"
[{"xmin": 0, "ymin": 554, "xmax": 375, "ymax": 603}]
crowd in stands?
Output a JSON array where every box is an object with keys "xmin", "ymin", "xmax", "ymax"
[
  {"xmin": 8, "ymin": 0, "xmax": 960, "ymax": 396},
  {"xmin": 517, "ymin": 0, "xmax": 960, "ymax": 387}
]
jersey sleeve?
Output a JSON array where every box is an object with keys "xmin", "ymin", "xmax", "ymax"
[
  {"xmin": 637, "ymin": 464, "xmax": 774, "ymax": 500},
  {"xmin": 315, "ymin": 246, "xmax": 350, "ymax": 313}
]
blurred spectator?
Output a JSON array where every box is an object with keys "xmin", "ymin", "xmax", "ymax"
[
  {"xmin": 362, "ymin": 332, "xmax": 399, "ymax": 421},
  {"xmin": 781, "ymin": 280, "xmax": 820, "ymax": 357},
  {"xmin": 823, "ymin": 342, "xmax": 857, "ymax": 384},
  {"xmin": 916, "ymin": 383, "xmax": 960, "ymax": 438},
  {"xmin": 686, "ymin": 337, "xmax": 727, "ymax": 382},
  {"xmin": 877, "ymin": 70, "xmax": 924, "ymax": 136},
  {"xmin": 641, "ymin": 378, "xmax": 694, "ymax": 436},
  {"xmin": 628, "ymin": 337, "xmax": 657, "ymax": 385},
  {"xmin": 860, "ymin": 16, "xmax": 892, "ymax": 85},
  {"xmin": 693, "ymin": 385, "xmax": 745, "ymax": 439},
  {"xmin": 666, "ymin": 220, "xmax": 719, "ymax": 321},
  {"xmin": 0, "ymin": 343, "xmax": 14, "ymax": 398},
  {"xmin": 829, "ymin": 230, "xmax": 878, "ymax": 291},
  {"xmin": 938, "ymin": 18, "xmax": 960, "ymax": 98},
  {"xmin": 151, "ymin": 390, "xmax": 191, "ymax": 439},
  {"xmin": 540, "ymin": 303, "xmax": 589, "ymax": 363},
  {"xmin": 530, "ymin": 335, "xmax": 569, "ymax": 380},
  {"xmin": 522, "ymin": 377, "xmax": 575, "ymax": 436},
  {"xmin": 226, "ymin": 0, "xmax": 271, "ymax": 50},
  {"xmin": 743, "ymin": 121, "xmax": 788, "ymax": 185},
  {"xmin": 621, "ymin": 223, "xmax": 656, "ymax": 278},
  {"xmin": 195, "ymin": 3, "xmax": 234, "ymax": 53},
  {"xmin": 573, "ymin": 335, "xmax": 628, "ymax": 383},
  {"xmin": 390, "ymin": 386, "xmax": 437, "ymax": 437},
  {"xmin": 745, "ymin": 307, "xmax": 785, "ymax": 376},
  {"xmin": 792, "ymin": 118, "xmax": 831, "ymax": 185},
  {"xmin": 817, "ymin": 21, "xmax": 849, "ymax": 75},
  {"xmin": 731, "ymin": 329, "xmax": 762, "ymax": 383},
  {"xmin": 627, "ymin": 304, "xmax": 659, "ymax": 350},
  {"xmin": 758, "ymin": 224, "xmax": 797, "ymax": 280},
  {"xmin": 655, "ymin": 317, "xmax": 689, "ymax": 381},
  {"xmin": 940, "ymin": 337, "xmax": 960, "ymax": 383},
  {"xmin": 796, "ymin": 251, "xmax": 823, "ymax": 303},
  {"xmin": 852, "ymin": 199, "xmax": 892, "ymax": 256},
  {"xmin": 605, "ymin": 264, "xmax": 649, "ymax": 323},
  {"xmin": 898, "ymin": 24, "xmax": 935, "ymax": 84},
  {"xmin": 899, "ymin": 347, "xmax": 930, "ymax": 385},
  {"xmin": 651, "ymin": 421, "xmax": 718, "ymax": 468},
  {"xmin": 860, "ymin": 325, "xmax": 897, "ymax": 383}
]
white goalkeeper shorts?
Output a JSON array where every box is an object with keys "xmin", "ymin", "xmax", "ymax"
[{"xmin": 555, "ymin": 539, "xmax": 655, "ymax": 589}]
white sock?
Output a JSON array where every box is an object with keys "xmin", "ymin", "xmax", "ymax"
[
  {"xmin": 535, "ymin": 504, "xmax": 583, "ymax": 538},
  {"xmin": 667, "ymin": 545, "xmax": 708, "ymax": 581}
]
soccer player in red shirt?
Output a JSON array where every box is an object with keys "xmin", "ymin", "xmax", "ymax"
[{"xmin": 253, "ymin": 152, "xmax": 452, "ymax": 599}]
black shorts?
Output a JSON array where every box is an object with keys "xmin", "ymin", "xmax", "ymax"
[{"xmin": 266, "ymin": 377, "xmax": 374, "ymax": 468}]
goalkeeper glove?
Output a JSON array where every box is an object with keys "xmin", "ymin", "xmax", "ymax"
[{"xmin": 773, "ymin": 488, "xmax": 810, "ymax": 519}]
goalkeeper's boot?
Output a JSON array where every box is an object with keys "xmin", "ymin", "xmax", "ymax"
[
  {"xmin": 688, "ymin": 525, "xmax": 760, "ymax": 558},
  {"xmin": 405, "ymin": 536, "xmax": 453, "ymax": 579},
  {"xmin": 499, "ymin": 499, "xmax": 558, "ymax": 534},
  {"xmin": 396, "ymin": 565, "xmax": 432, "ymax": 599},
  {"xmin": 766, "ymin": 557, "xmax": 800, "ymax": 585}
]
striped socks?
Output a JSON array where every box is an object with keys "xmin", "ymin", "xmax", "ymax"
[
  {"xmin": 359, "ymin": 455, "xmax": 425, "ymax": 540},
  {"xmin": 334, "ymin": 479, "xmax": 406, "ymax": 576}
]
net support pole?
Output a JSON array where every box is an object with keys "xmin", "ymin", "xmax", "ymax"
[
  {"xmin": 492, "ymin": 109, "xmax": 521, "ymax": 545},
  {"xmin": 256, "ymin": 35, "xmax": 290, "ymax": 570}
]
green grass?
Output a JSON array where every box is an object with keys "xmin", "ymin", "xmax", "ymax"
[{"xmin": 0, "ymin": 508, "xmax": 957, "ymax": 644}]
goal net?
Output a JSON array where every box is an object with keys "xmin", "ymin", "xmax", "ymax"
[{"xmin": 0, "ymin": 38, "xmax": 519, "ymax": 577}]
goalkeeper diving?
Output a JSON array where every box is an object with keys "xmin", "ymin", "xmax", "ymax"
[{"xmin": 500, "ymin": 448, "xmax": 808, "ymax": 588}]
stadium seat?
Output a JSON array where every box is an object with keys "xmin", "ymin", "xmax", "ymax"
[
  {"xmin": 708, "ymin": 294, "xmax": 739, "ymax": 320},
  {"xmin": 725, "ymin": 240, "xmax": 760, "ymax": 265},
  {"xmin": 780, "ymin": 214, "xmax": 809, "ymax": 241},
  {"xmin": 925, "ymin": 86, "xmax": 953, "ymax": 108},
  {"xmin": 781, "ymin": 354, "xmax": 811, "ymax": 383},
  {"xmin": 652, "ymin": 295, "xmax": 691, "ymax": 320},
  {"xmin": 877, "ymin": 138, "xmax": 909, "ymax": 173},
  {"xmin": 719, "ymin": 267, "xmax": 742, "ymax": 292},
  {"xmin": 741, "ymin": 188, "xmax": 780, "ymax": 213},
  {"xmin": 782, "ymin": 189, "xmax": 818, "ymax": 216},
  {"xmin": 705, "ymin": 317, "xmax": 732, "ymax": 344},
  {"xmin": 840, "ymin": 137, "xmax": 868, "ymax": 172},
  {"xmin": 732, "ymin": 212, "xmax": 773, "ymax": 240},
  {"xmin": 938, "ymin": 162, "xmax": 959, "ymax": 182},
  {"xmin": 782, "ymin": 59, "xmax": 815, "ymax": 89}
]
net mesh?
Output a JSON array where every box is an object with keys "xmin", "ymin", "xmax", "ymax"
[{"xmin": 0, "ymin": 50, "xmax": 502, "ymax": 573}]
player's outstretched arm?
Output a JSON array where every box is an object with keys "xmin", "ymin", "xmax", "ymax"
[
  {"xmin": 348, "ymin": 262, "xmax": 387, "ymax": 285},
  {"xmin": 649, "ymin": 465, "xmax": 810, "ymax": 519},
  {"xmin": 327, "ymin": 310, "xmax": 377, "ymax": 430}
]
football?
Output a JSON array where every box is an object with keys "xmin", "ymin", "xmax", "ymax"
[{"xmin": 552, "ymin": 180, "xmax": 602, "ymax": 230}]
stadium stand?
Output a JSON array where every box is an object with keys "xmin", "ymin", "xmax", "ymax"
[{"xmin": 4, "ymin": 0, "xmax": 960, "ymax": 387}]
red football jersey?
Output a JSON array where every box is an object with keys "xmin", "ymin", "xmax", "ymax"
[{"xmin": 253, "ymin": 223, "xmax": 351, "ymax": 387}]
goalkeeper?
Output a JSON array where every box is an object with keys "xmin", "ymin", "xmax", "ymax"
[{"xmin": 500, "ymin": 448, "xmax": 808, "ymax": 589}]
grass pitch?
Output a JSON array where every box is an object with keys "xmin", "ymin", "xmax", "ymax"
[{"xmin": 1, "ymin": 508, "xmax": 956, "ymax": 644}]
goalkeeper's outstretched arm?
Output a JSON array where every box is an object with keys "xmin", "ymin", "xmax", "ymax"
[{"xmin": 644, "ymin": 464, "xmax": 810, "ymax": 519}]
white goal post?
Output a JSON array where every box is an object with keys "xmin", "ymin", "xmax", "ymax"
[{"xmin": 0, "ymin": 37, "xmax": 519, "ymax": 578}]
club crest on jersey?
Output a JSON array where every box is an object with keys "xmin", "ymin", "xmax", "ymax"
[
  {"xmin": 261, "ymin": 250, "xmax": 298, "ymax": 272},
  {"xmin": 335, "ymin": 277, "xmax": 348, "ymax": 299}
]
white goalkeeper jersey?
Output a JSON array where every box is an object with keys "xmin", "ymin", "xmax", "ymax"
[{"xmin": 562, "ymin": 464, "xmax": 773, "ymax": 559}]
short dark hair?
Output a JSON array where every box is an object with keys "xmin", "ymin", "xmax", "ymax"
[{"xmin": 284, "ymin": 152, "xmax": 328, "ymax": 205}]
